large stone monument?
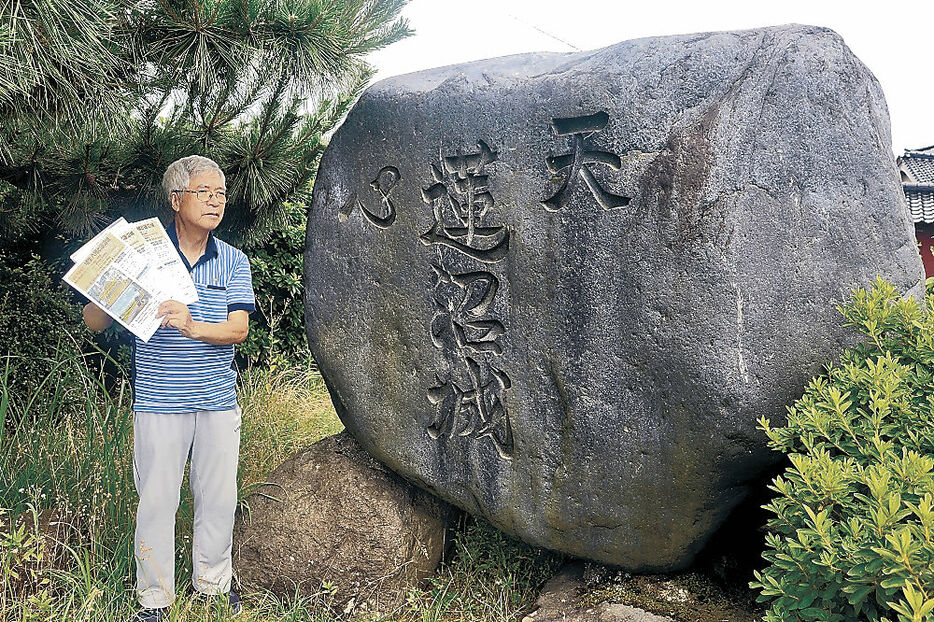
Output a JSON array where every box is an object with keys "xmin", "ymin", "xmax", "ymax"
[{"xmin": 304, "ymin": 24, "xmax": 923, "ymax": 569}]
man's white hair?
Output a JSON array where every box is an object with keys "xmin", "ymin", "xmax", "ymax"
[{"xmin": 162, "ymin": 155, "xmax": 226, "ymax": 199}]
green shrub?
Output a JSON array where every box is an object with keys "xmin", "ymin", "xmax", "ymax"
[
  {"xmin": 238, "ymin": 201, "xmax": 310, "ymax": 367},
  {"xmin": 752, "ymin": 277, "xmax": 934, "ymax": 621},
  {"xmin": 0, "ymin": 251, "xmax": 87, "ymax": 414}
]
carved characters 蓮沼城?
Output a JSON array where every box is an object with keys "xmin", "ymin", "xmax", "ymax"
[{"xmin": 421, "ymin": 140, "xmax": 514, "ymax": 459}]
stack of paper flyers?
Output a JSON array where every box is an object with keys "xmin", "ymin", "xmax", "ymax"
[{"xmin": 64, "ymin": 217, "xmax": 198, "ymax": 342}]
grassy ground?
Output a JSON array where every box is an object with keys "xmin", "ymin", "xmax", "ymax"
[
  {"xmin": 0, "ymin": 353, "xmax": 562, "ymax": 621},
  {"xmin": 236, "ymin": 360, "xmax": 343, "ymax": 501}
]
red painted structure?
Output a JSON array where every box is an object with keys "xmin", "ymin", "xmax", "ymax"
[{"xmin": 917, "ymin": 225, "xmax": 934, "ymax": 278}]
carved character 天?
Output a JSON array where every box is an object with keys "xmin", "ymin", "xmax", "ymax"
[{"xmin": 542, "ymin": 111, "xmax": 630, "ymax": 212}]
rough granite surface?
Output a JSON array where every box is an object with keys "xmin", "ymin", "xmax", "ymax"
[{"xmin": 304, "ymin": 24, "xmax": 923, "ymax": 569}]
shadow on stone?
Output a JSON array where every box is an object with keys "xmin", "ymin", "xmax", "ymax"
[{"xmin": 522, "ymin": 478, "xmax": 780, "ymax": 621}]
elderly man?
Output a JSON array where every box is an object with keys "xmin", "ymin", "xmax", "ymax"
[{"xmin": 83, "ymin": 155, "xmax": 254, "ymax": 621}]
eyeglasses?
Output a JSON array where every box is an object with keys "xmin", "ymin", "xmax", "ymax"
[{"xmin": 174, "ymin": 189, "xmax": 227, "ymax": 204}]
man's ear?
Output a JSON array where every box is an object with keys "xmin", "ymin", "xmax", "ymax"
[{"xmin": 170, "ymin": 192, "xmax": 179, "ymax": 212}]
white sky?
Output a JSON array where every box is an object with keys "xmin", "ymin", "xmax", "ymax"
[{"xmin": 368, "ymin": 0, "xmax": 934, "ymax": 155}]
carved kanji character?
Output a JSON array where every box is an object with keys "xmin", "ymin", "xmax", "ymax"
[
  {"xmin": 426, "ymin": 358, "xmax": 514, "ymax": 459},
  {"xmin": 542, "ymin": 111, "xmax": 630, "ymax": 212},
  {"xmin": 420, "ymin": 140, "xmax": 509, "ymax": 262},
  {"xmin": 338, "ymin": 165, "xmax": 400, "ymax": 229}
]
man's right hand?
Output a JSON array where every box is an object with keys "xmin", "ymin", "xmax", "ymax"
[{"xmin": 83, "ymin": 302, "xmax": 114, "ymax": 332}]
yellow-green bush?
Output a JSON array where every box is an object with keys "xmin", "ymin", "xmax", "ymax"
[{"xmin": 752, "ymin": 278, "xmax": 934, "ymax": 621}]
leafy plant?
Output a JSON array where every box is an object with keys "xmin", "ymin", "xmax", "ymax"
[
  {"xmin": 0, "ymin": 251, "xmax": 87, "ymax": 418},
  {"xmin": 239, "ymin": 201, "xmax": 309, "ymax": 367},
  {"xmin": 0, "ymin": 515, "xmax": 50, "ymax": 612},
  {"xmin": 752, "ymin": 277, "xmax": 934, "ymax": 621}
]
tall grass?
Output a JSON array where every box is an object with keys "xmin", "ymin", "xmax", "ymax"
[
  {"xmin": 0, "ymin": 351, "xmax": 560, "ymax": 621},
  {"xmin": 237, "ymin": 359, "xmax": 343, "ymax": 492},
  {"xmin": 402, "ymin": 519, "xmax": 564, "ymax": 622},
  {"xmin": 0, "ymin": 350, "xmax": 137, "ymax": 621}
]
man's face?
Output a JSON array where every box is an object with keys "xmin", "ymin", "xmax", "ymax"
[{"xmin": 172, "ymin": 171, "xmax": 225, "ymax": 232}]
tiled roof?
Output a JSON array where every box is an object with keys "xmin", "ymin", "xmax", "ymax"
[
  {"xmin": 898, "ymin": 148, "xmax": 934, "ymax": 223},
  {"xmin": 900, "ymin": 153, "xmax": 934, "ymax": 184},
  {"xmin": 905, "ymin": 184, "xmax": 934, "ymax": 224}
]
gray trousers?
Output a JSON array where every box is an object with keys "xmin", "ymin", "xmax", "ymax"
[{"xmin": 133, "ymin": 407, "xmax": 241, "ymax": 608}]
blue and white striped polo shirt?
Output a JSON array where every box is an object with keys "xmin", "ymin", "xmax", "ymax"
[{"xmin": 133, "ymin": 223, "xmax": 255, "ymax": 413}]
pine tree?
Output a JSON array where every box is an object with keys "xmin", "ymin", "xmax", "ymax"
[{"xmin": 0, "ymin": 0, "xmax": 411, "ymax": 246}]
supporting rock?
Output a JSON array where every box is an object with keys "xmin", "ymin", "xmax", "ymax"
[
  {"xmin": 523, "ymin": 563, "xmax": 675, "ymax": 622},
  {"xmin": 233, "ymin": 431, "xmax": 449, "ymax": 613}
]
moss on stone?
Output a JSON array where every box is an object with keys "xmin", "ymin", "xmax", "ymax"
[{"xmin": 582, "ymin": 567, "xmax": 764, "ymax": 621}]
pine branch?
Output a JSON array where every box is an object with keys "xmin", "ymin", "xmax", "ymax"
[
  {"xmin": 0, "ymin": 0, "xmax": 412, "ymax": 243},
  {"xmin": 0, "ymin": 0, "xmax": 137, "ymax": 131}
]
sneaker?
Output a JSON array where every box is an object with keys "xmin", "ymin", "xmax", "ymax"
[
  {"xmin": 224, "ymin": 590, "xmax": 242, "ymax": 616},
  {"xmin": 133, "ymin": 608, "xmax": 167, "ymax": 622}
]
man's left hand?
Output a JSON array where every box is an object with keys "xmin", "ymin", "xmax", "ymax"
[{"xmin": 157, "ymin": 300, "xmax": 197, "ymax": 338}]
